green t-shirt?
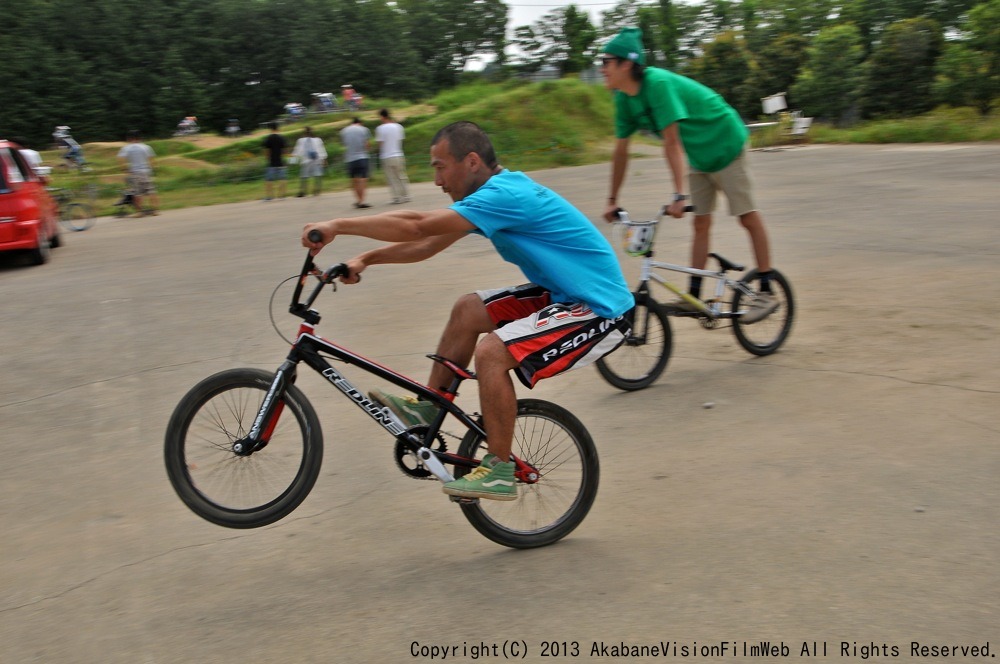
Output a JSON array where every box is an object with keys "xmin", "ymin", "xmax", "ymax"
[{"xmin": 614, "ymin": 67, "xmax": 748, "ymax": 173}]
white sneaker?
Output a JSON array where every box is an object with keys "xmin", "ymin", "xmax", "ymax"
[{"xmin": 741, "ymin": 293, "xmax": 779, "ymax": 323}]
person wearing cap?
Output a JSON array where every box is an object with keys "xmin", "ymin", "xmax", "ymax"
[{"xmin": 600, "ymin": 27, "xmax": 779, "ymax": 323}]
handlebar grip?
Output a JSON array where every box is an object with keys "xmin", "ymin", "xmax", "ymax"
[
  {"xmin": 307, "ymin": 229, "xmax": 323, "ymax": 243},
  {"xmin": 660, "ymin": 204, "xmax": 696, "ymax": 214}
]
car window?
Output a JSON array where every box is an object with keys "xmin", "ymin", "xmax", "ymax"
[
  {"xmin": 0, "ymin": 149, "xmax": 10, "ymax": 192},
  {"xmin": 1, "ymin": 148, "xmax": 25, "ymax": 185},
  {"xmin": 8, "ymin": 148, "xmax": 33, "ymax": 182}
]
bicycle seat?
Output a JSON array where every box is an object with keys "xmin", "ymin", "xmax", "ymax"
[
  {"xmin": 710, "ymin": 253, "xmax": 744, "ymax": 273},
  {"xmin": 428, "ymin": 354, "xmax": 476, "ymax": 380}
]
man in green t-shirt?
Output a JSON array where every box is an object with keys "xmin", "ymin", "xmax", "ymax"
[{"xmin": 600, "ymin": 27, "xmax": 778, "ymax": 323}]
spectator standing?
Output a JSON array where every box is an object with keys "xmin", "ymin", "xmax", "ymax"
[
  {"xmin": 117, "ymin": 129, "xmax": 159, "ymax": 216},
  {"xmin": 340, "ymin": 117, "xmax": 372, "ymax": 209},
  {"xmin": 292, "ymin": 127, "xmax": 328, "ymax": 197},
  {"xmin": 262, "ymin": 121, "xmax": 287, "ymax": 201},
  {"xmin": 375, "ymin": 109, "xmax": 411, "ymax": 204}
]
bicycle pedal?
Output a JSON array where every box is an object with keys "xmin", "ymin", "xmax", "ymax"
[{"xmin": 449, "ymin": 495, "xmax": 479, "ymax": 505}]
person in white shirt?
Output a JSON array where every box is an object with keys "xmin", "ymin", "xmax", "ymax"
[
  {"xmin": 291, "ymin": 127, "xmax": 328, "ymax": 197},
  {"xmin": 374, "ymin": 109, "xmax": 410, "ymax": 204},
  {"xmin": 116, "ymin": 129, "xmax": 159, "ymax": 216}
]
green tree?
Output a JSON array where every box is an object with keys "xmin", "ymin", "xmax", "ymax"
[
  {"xmin": 397, "ymin": 0, "xmax": 507, "ymax": 90},
  {"xmin": 687, "ymin": 32, "xmax": 754, "ymax": 116},
  {"xmin": 511, "ymin": 25, "xmax": 546, "ymax": 74},
  {"xmin": 745, "ymin": 33, "xmax": 809, "ymax": 112},
  {"xmin": 563, "ymin": 6, "xmax": 599, "ymax": 74},
  {"xmin": 155, "ymin": 48, "xmax": 211, "ymax": 135},
  {"xmin": 511, "ymin": 5, "xmax": 597, "ymax": 75},
  {"xmin": 791, "ymin": 23, "xmax": 866, "ymax": 124},
  {"xmin": 658, "ymin": 0, "xmax": 679, "ymax": 68},
  {"xmin": 933, "ymin": 43, "xmax": 994, "ymax": 113},
  {"xmin": 968, "ymin": 0, "xmax": 1000, "ymax": 110},
  {"xmin": 863, "ymin": 17, "xmax": 943, "ymax": 117}
]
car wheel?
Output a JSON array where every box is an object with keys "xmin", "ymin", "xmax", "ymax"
[{"xmin": 28, "ymin": 227, "xmax": 52, "ymax": 265}]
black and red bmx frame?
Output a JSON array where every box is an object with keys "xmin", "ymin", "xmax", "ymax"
[{"xmin": 235, "ymin": 252, "xmax": 541, "ymax": 488}]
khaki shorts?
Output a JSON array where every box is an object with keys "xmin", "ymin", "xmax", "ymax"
[
  {"xmin": 126, "ymin": 172, "xmax": 156, "ymax": 196},
  {"xmin": 689, "ymin": 147, "xmax": 756, "ymax": 217}
]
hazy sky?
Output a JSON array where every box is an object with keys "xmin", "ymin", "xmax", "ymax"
[
  {"xmin": 465, "ymin": 0, "xmax": 622, "ymax": 69},
  {"xmin": 506, "ymin": 0, "xmax": 619, "ymax": 29}
]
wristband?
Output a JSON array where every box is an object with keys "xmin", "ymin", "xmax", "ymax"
[{"xmin": 673, "ymin": 193, "xmax": 689, "ymax": 202}]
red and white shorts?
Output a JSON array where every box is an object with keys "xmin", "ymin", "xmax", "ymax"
[{"xmin": 478, "ymin": 284, "xmax": 630, "ymax": 388}]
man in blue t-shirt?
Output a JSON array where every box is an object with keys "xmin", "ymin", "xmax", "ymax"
[{"xmin": 303, "ymin": 121, "xmax": 633, "ymax": 501}]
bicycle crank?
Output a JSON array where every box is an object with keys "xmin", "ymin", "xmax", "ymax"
[{"xmin": 393, "ymin": 428, "xmax": 447, "ymax": 480}]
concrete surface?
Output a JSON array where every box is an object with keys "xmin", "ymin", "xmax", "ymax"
[{"xmin": 1, "ymin": 143, "xmax": 998, "ymax": 663}]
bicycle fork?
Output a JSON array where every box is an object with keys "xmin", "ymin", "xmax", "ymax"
[{"xmin": 236, "ymin": 361, "xmax": 296, "ymax": 455}]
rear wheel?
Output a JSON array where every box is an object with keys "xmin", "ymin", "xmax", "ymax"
[
  {"xmin": 164, "ymin": 368, "xmax": 323, "ymax": 528},
  {"xmin": 595, "ymin": 293, "xmax": 671, "ymax": 390},
  {"xmin": 731, "ymin": 268, "xmax": 795, "ymax": 355},
  {"xmin": 28, "ymin": 226, "xmax": 52, "ymax": 265},
  {"xmin": 61, "ymin": 202, "xmax": 95, "ymax": 231},
  {"xmin": 455, "ymin": 399, "xmax": 599, "ymax": 549}
]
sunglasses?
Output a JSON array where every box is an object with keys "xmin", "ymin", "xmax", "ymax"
[{"xmin": 599, "ymin": 56, "xmax": 620, "ymax": 67}]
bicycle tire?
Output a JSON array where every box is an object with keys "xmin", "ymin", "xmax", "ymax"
[
  {"xmin": 164, "ymin": 368, "xmax": 323, "ymax": 529},
  {"xmin": 60, "ymin": 202, "xmax": 95, "ymax": 232},
  {"xmin": 455, "ymin": 399, "xmax": 599, "ymax": 549},
  {"xmin": 731, "ymin": 268, "xmax": 795, "ymax": 356},
  {"xmin": 594, "ymin": 293, "xmax": 672, "ymax": 390}
]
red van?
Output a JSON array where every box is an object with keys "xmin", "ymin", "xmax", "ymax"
[{"xmin": 0, "ymin": 139, "xmax": 61, "ymax": 265}]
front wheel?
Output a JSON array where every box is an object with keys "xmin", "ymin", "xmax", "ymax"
[
  {"xmin": 731, "ymin": 268, "xmax": 795, "ymax": 355},
  {"xmin": 595, "ymin": 293, "xmax": 672, "ymax": 390},
  {"xmin": 164, "ymin": 368, "xmax": 323, "ymax": 528},
  {"xmin": 60, "ymin": 202, "xmax": 95, "ymax": 231},
  {"xmin": 455, "ymin": 399, "xmax": 599, "ymax": 549}
]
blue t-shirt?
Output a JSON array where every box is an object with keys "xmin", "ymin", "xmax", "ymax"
[{"xmin": 451, "ymin": 170, "xmax": 633, "ymax": 319}]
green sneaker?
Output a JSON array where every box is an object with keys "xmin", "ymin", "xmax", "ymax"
[
  {"xmin": 444, "ymin": 454, "xmax": 518, "ymax": 501},
  {"xmin": 368, "ymin": 388, "xmax": 439, "ymax": 428}
]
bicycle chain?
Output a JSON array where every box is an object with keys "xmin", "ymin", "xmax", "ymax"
[{"xmin": 392, "ymin": 426, "xmax": 469, "ymax": 480}]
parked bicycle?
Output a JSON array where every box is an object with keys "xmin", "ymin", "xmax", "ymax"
[
  {"xmin": 48, "ymin": 185, "xmax": 96, "ymax": 232},
  {"xmin": 595, "ymin": 207, "xmax": 795, "ymax": 391},
  {"xmin": 164, "ymin": 238, "xmax": 600, "ymax": 549}
]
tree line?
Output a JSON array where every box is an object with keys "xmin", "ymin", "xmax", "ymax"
[
  {"xmin": 2, "ymin": 0, "xmax": 997, "ymax": 147},
  {"xmin": 516, "ymin": 0, "xmax": 999, "ymax": 123}
]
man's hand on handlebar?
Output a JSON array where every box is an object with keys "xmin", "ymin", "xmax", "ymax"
[
  {"xmin": 302, "ymin": 223, "xmax": 332, "ymax": 255},
  {"xmin": 339, "ymin": 258, "xmax": 365, "ymax": 285},
  {"xmin": 602, "ymin": 203, "xmax": 622, "ymax": 223},
  {"xmin": 665, "ymin": 200, "xmax": 689, "ymax": 218},
  {"xmin": 302, "ymin": 224, "xmax": 364, "ymax": 284}
]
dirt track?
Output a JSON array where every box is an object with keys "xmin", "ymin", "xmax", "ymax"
[{"xmin": 1, "ymin": 143, "xmax": 998, "ymax": 663}]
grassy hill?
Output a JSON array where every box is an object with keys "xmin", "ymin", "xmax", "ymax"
[
  {"xmin": 41, "ymin": 78, "xmax": 1000, "ymax": 216},
  {"xmin": 43, "ymin": 78, "xmax": 622, "ymax": 215}
]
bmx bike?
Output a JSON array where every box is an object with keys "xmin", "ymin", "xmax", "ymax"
[
  {"xmin": 164, "ymin": 238, "xmax": 600, "ymax": 549},
  {"xmin": 48, "ymin": 186, "xmax": 96, "ymax": 232},
  {"xmin": 595, "ymin": 207, "xmax": 795, "ymax": 391}
]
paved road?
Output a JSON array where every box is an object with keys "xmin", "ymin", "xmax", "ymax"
[{"xmin": 2, "ymin": 144, "xmax": 998, "ymax": 663}]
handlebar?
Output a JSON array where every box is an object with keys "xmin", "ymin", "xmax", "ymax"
[
  {"xmin": 289, "ymin": 239, "xmax": 352, "ymax": 323},
  {"xmin": 614, "ymin": 204, "xmax": 695, "ymax": 223}
]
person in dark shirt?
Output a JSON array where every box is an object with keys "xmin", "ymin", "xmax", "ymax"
[{"xmin": 262, "ymin": 122, "xmax": 287, "ymax": 201}]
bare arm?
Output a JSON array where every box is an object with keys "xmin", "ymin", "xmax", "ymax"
[
  {"xmin": 662, "ymin": 123, "xmax": 689, "ymax": 218},
  {"xmin": 603, "ymin": 137, "xmax": 631, "ymax": 222},
  {"xmin": 301, "ymin": 208, "xmax": 474, "ymax": 282}
]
